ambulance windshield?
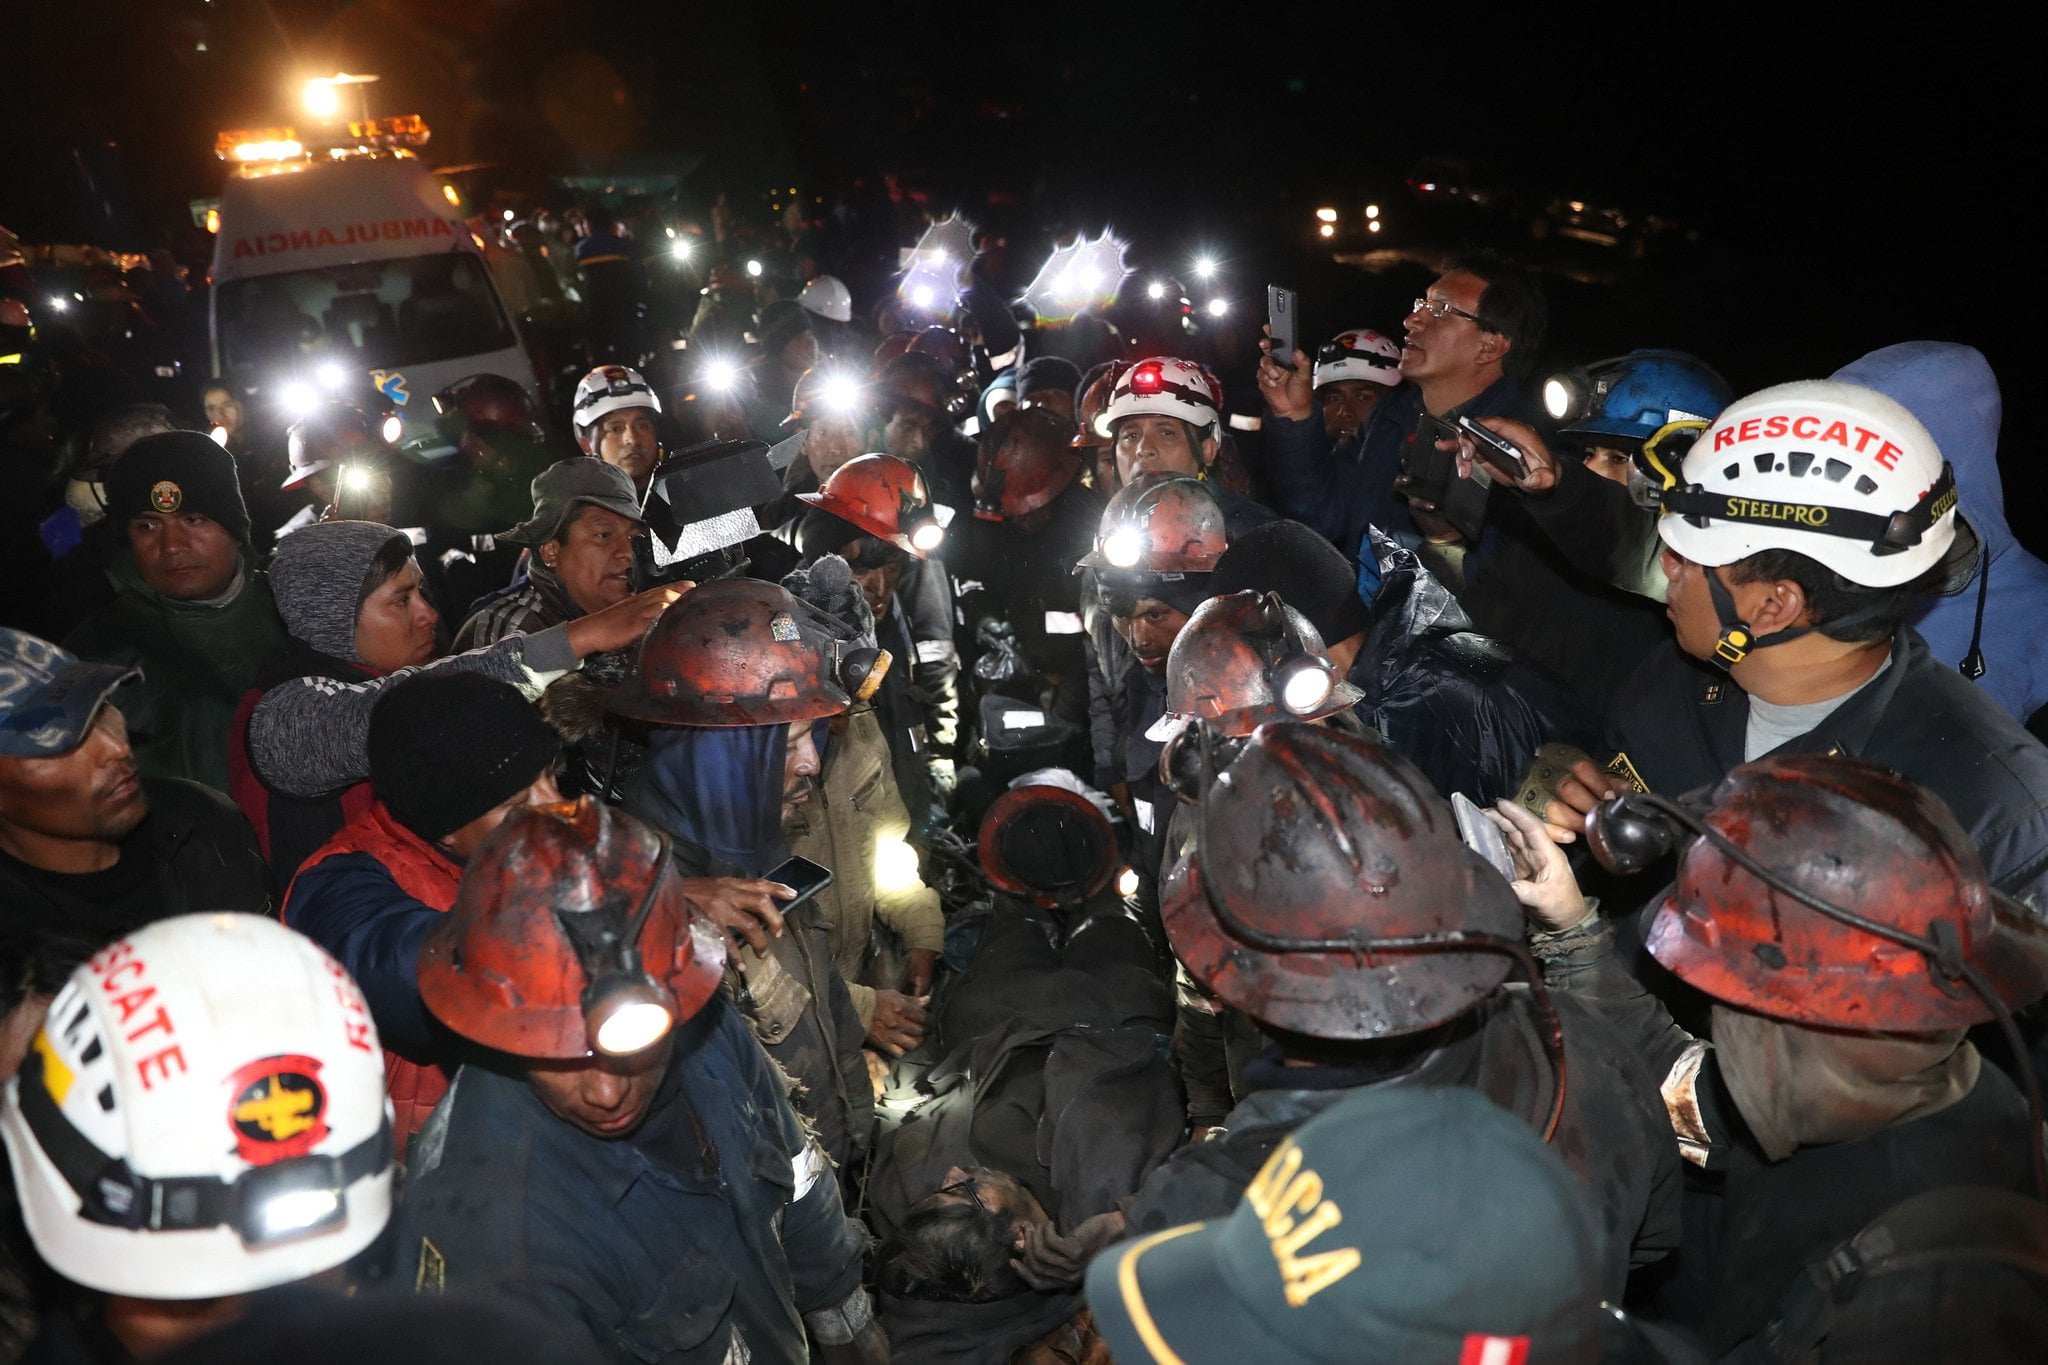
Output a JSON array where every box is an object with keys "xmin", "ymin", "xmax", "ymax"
[{"xmin": 216, "ymin": 250, "xmax": 515, "ymax": 374}]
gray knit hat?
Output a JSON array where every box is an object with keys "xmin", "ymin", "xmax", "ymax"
[{"xmin": 269, "ymin": 520, "xmax": 413, "ymax": 665}]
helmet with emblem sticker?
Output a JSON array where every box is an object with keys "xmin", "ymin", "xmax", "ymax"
[{"xmin": 0, "ymin": 914, "xmax": 393, "ymax": 1298}]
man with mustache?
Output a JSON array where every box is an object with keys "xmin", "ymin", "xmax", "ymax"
[{"xmin": 0, "ymin": 628, "xmax": 270, "ymax": 1055}]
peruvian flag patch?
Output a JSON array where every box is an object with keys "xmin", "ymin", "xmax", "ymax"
[{"xmin": 1459, "ymin": 1336, "xmax": 1530, "ymax": 1365}]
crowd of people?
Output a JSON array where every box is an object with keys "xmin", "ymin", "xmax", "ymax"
[{"xmin": 5, "ymin": 206, "xmax": 2048, "ymax": 1365}]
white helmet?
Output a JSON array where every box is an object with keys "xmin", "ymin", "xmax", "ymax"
[
  {"xmin": 1312, "ymin": 328, "xmax": 1402, "ymax": 389},
  {"xmin": 797, "ymin": 274, "xmax": 853, "ymax": 324},
  {"xmin": 1, "ymin": 915, "xmax": 393, "ymax": 1299},
  {"xmin": 1102, "ymin": 357, "xmax": 1224, "ymax": 437},
  {"xmin": 1657, "ymin": 380, "xmax": 1968, "ymax": 589},
  {"xmin": 571, "ymin": 364, "xmax": 662, "ymax": 437}
]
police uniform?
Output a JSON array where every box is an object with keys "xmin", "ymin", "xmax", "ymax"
[
  {"xmin": 396, "ymin": 998, "xmax": 868, "ymax": 1364},
  {"xmin": 1603, "ymin": 627, "xmax": 2048, "ymax": 907}
]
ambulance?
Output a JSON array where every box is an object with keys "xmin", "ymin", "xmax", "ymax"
[{"xmin": 208, "ymin": 115, "xmax": 538, "ymax": 429}]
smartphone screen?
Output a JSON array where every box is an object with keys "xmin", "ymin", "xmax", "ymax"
[
  {"xmin": 1266, "ymin": 285, "xmax": 1297, "ymax": 360},
  {"xmin": 1451, "ymin": 793, "xmax": 1515, "ymax": 882},
  {"xmin": 764, "ymin": 855, "xmax": 835, "ymax": 908}
]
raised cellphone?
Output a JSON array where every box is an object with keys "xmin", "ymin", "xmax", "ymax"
[
  {"xmin": 1266, "ymin": 285, "xmax": 1298, "ymax": 362},
  {"xmin": 1455, "ymin": 414, "xmax": 1530, "ymax": 482},
  {"xmin": 1450, "ymin": 792, "xmax": 1516, "ymax": 882}
]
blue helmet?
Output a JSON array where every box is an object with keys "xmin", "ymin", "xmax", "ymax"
[{"xmin": 1545, "ymin": 349, "xmax": 1731, "ymax": 448}]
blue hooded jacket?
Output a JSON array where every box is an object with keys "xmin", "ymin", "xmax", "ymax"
[
  {"xmin": 1831, "ymin": 342, "xmax": 2048, "ymax": 723},
  {"xmin": 622, "ymin": 723, "xmax": 791, "ymax": 876}
]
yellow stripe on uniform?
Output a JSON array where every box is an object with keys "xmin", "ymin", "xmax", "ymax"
[{"xmin": 1115, "ymin": 1223, "xmax": 1208, "ymax": 1365}]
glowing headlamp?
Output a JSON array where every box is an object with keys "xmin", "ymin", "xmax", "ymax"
[
  {"xmin": 908, "ymin": 516, "xmax": 946, "ymax": 553},
  {"xmin": 1542, "ymin": 376, "xmax": 1576, "ymax": 421},
  {"xmin": 1314, "ymin": 207, "xmax": 1338, "ymax": 224},
  {"xmin": 1276, "ymin": 655, "xmax": 1335, "ymax": 714},
  {"xmin": 209, "ymin": 424, "xmax": 231, "ymax": 448},
  {"xmin": 1206, "ymin": 298, "xmax": 1229, "ymax": 318},
  {"xmin": 1102, "ymin": 526, "xmax": 1145, "ymax": 568},
  {"xmin": 1192, "ymin": 257, "xmax": 1218, "ymax": 280},
  {"xmin": 670, "ymin": 238, "xmax": 694, "ymax": 263},
  {"xmin": 338, "ymin": 465, "xmax": 375, "ymax": 495},
  {"xmin": 1116, "ymin": 866, "xmax": 1141, "ymax": 898},
  {"xmin": 279, "ymin": 381, "xmax": 319, "ymax": 419},
  {"xmin": 744, "ymin": 259, "xmax": 764, "ymax": 278},
  {"xmin": 379, "ymin": 413, "xmax": 403, "ymax": 444},
  {"xmin": 555, "ymin": 855, "xmax": 678, "ymax": 1058},
  {"xmin": 820, "ymin": 374, "xmax": 861, "ymax": 412},
  {"xmin": 316, "ymin": 361, "xmax": 347, "ymax": 390},
  {"xmin": 1146, "ymin": 280, "xmax": 1167, "ymax": 301},
  {"xmin": 1130, "ymin": 363, "xmax": 1164, "ymax": 395},
  {"xmin": 704, "ymin": 359, "xmax": 741, "ymax": 393}
]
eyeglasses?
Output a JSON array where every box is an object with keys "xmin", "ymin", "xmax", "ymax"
[
  {"xmin": 932, "ymin": 1176, "xmax": 992, "ymax": 1216},
  {"xmin": 1411, "ymin": 296, "xmax": 1485, "ymax": 325}
]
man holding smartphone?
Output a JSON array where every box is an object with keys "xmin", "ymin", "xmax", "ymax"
[
  {"xmin": 613, "ymin": 579, "xmax": 880, "ymax": 1165},
  {"xmin": 1256, "ymin": 256, "xmax": 1543, "ymax": 559}
]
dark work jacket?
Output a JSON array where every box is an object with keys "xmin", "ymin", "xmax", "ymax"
[
  {"xmin": 0, "ymin": 778, "xmax": 270, "ymax": 972},
  {"xmin": 1260, "ymin": 375, "xmax": 1531, "ymax": 558},
  {"xmin": 943, "ymin": 480, "xmax": 1103, "ymax": 706},
  {"xmin": 396, "ymin": 1000, "xmax": 867, "ymax": 1365},
  {"xmin": 1352, "ymin": 533, "xmax": 1598, "ymax": 805},
  {"xmin": 1124, "ymin": 988, "xmax": 1681, "ymax": 1300},
  {"xmin": 622, "ymin": 756, "xmax": 875, "ymax": 1167},
  {"xmin": 867, "ymin": 906, "xmax": 1176, "ymax": 1242},
  {"xmin": 1604, "ymin": 628, "xmax": 2048, "ymax": 908},
  {"xmin": 1456, "ymin": 493, "xmax": 1675, "ymax": 719},
  {"xmin": 1693, "ymin": 1063, "xmax": 2035, "ymax": 1353}
]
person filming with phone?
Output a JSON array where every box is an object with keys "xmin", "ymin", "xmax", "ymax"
[
  {"xmin": 1257, "ymin": 256, "xmax": 1541, "ymax": 560},
  {"xmin": 612, "ymin": 577, "xmax": 889, "ymax": 1165}
]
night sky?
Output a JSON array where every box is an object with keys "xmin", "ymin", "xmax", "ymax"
[{"xmin": 12, "ymin": 2, "xmax": 2039, "ymax": 542}]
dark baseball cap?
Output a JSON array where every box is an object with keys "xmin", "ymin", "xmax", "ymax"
[
  {"xmin": 497, "ymin": 457, "xmax": 645, "ymax": 547},
  {"xmin": 1086, "ymin": 1087, "xmax": 1606, "ymax": 1365},
  {"xmin": 0, "ymin": 628, "xmax": 139, "ymax": 758}
]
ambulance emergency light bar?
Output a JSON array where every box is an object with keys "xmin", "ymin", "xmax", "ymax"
[{"xmin": 215, "ymin": 115, "xmax": 431, "ymax": 165}]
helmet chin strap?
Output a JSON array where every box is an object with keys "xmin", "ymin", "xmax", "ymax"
[
  {"xmin": 1704, "ymin": 565, "xmax": 1903, "ymax": 672},
  {"xmin": 1703, "ymin": 568, "xmax": 1814, "ymax": 670}
]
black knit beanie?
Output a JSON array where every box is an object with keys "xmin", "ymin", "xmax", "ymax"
[
  {"xmin": 105, "ymin": 430, "xmax": 253, "ymax": 543},
  {"xmin": 368, "ymin": 672, "xmax": 561, "ymax": 842},
  {"xmin": 1211, "ymin": 520, "xmax": 1373, "ymax": 645}
]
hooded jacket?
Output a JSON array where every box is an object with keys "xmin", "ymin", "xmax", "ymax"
[
  {"xmin": 1829, "ymin": 342, "xmax": 2048, "ymax": 723},
  {"xmin": 622, "ymin": 723, "xmax": 875, "ymax": 1164},
  {"xmin": 231, "ymin": 521, "xmax": 575, "ymax": 884},
  {"xmin": 62, "ymin": 553, "xmax": 288, "ymax": 792}
]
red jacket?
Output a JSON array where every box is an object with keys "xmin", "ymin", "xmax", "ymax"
[{"xmin": 285, "ymin": 801, "xmax": 462, "ymax": 1147}]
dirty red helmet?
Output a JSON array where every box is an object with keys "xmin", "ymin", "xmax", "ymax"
[
  {"xmin": 973, "ymin": 408, "xmax": 1085, "ymax": 521},
  {"xmin": 978, "ymin": 783, "xmax": 1121, "ymax": 908},
  {"xmin": 1638, "ymin": 754, "xmax": 2048, "ymax": 1031},
  {"xmin": 418, "ymin": 798, "xmax": 726, "ymax": 1059},
  {"xmin": 783, "ymin": 366, "xmax": 867, "ymax": 428},
  {"xmin": 1072, "ymin": 366, "xmax": 1116, "ymax": 451},
  {"xmin": 607, "ymin": 578, "xmax": 885, "ymax": 727},
  {"xmin": 1163, "ymin": 590, "xmax": 1364, "ymax": 737},
  {"xmin": 1078, "ymin": 473, "xmax": 1227, "ymax": 572},
  {"xmin": 1162, "ymin": 724, "xmax": 1524, "ymax": 1040},
  {"xmin": 795, "ymin": 453, "xmax": 945, "ymax": 557}
]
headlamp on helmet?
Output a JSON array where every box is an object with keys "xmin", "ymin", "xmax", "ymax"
[{"xmin": 553, "ymin": 848, "xmax": 678, "ymax": 1057}]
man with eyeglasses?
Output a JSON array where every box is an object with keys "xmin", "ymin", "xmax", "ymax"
[{"xmin": 1258, "ymin": 257, "xmax": 1544, "ymax": 560}]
